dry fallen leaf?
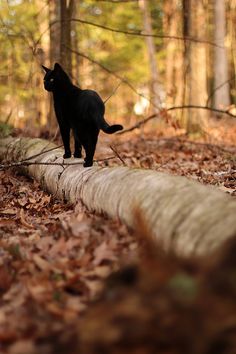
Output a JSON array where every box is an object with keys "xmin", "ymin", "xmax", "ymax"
[
  {"xmin": 8, "ymin": 339, "xmax": 36, "ymax": 354},
  {"xmin": 0, "ymin": 208, "xmax": 17, "ymax": 215},
  {"xmin": 19, "ymin": 208, "xmax": 34, "ymax": 229},
  {"xmin": 33, "ymin": 254, "xmax": 52, "ymax": 272},
  {"xmin": 93, "ymin": 241, "xmax": 117, "ymax": 266},
  {"xmin": 218, "ymin": 185, "xmax": 236, "ymax": 195}
]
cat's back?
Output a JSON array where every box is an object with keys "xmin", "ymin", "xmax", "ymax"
[
  {"xmin": 80, "ymin": 89, "xmax": 103, "ymax": 103},
  {"xmin": 77, "ymin": 89, "xmax": 104, "ymax": 113}
]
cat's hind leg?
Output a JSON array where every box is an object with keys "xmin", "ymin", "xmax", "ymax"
[{"xmin": 83, "ymin": 134, "xmax": 98, "ymax": 167}]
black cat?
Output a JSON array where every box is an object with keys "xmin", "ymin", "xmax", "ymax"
[{"xmin": 42, "ymin": 63, "xmax": 123, "ymax": 167}]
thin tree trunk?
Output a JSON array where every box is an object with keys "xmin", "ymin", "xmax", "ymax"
[
  {"xmin": 163, "ymin": 0, "xmax": 178, "ymax": 107},
  {"xmin": 71, "ymin": 0, "xmax": 80, "ymax": 84},
  {"xmin": 34, "ymin": 0, "xmax": 50, "ymax": 127},
  {"xmin": 60, "ymin": 0, "xmax": 75, "ymax": 78},
  {"xmin": 139, "ymin": 0, "xmax": 162, "ymax": 113},
  {"xmin": 229, "ymin": 0, "xmax": 236, "ymax": 105},
  {"xmin": 47, "ymin": 0, "xmax": 75, "ymax": 133},
  {"xmin": 184, "ymin": 0, "xmax": 209, "ymax": 134},
  {"xmin": 213, "ymin": 0, "xmax": 231, "ymax": 109},
  {"xmin": 48, "ymin": 0, "xmax": 61, "ymax": 132},
  {"xmin": 163, "ymin": 0, "xmax": 185, "ymax": 128},
  {"xmin": 1, "ymin": 137, "xmax": 236, "ymax": 258},
  {"xmin": 49, "ymin": 0, "xmax": 61, "ymax": 65}
]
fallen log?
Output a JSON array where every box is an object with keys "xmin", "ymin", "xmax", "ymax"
[{"xmin": 1, "ymin": 136, "xmax": 236, "ymax": 257}]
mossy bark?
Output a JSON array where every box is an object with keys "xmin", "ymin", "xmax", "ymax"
[{"xmin": 1, "ymin": 137, "xmax": 236, "ymax": 257}]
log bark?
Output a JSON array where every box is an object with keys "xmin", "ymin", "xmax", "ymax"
[{"xmin": 1, "ymin": 137, "xmax": 236, "ymax": 258}]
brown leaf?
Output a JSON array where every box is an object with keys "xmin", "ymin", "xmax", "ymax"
[
  {"xmin": 0, "ymin": 208, "xmax": 17, "ymax": 215},
  {"xmin": 93, "ymin": 241, "xmax": 117, "ymax": 266},
  {"xmin": 33, "ymin": 254, "xmax": 51, "ymax": 271},
  {"xmin": 28, "ymin": 197, "xmax": 37, "ymax": 204},
  {"xmin": 8, "ymin": 340, "xmax": 36, "ymax": 354},
  {"xmin": 19, "ymin": 208, "xmax": 34, "ymax": 229},
  {"xmin": 49, "ymin": 237, "xmax": 67, "ymax": 256},
  {"xmin": 0, "ymin": 266, "xmax": 13, "ymax": 292}
]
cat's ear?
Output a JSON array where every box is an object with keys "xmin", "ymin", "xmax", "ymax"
[
  {"xmin": 54, "ymin": 63, "xmax": 63, "ymax": 71},
  {"xmin": 42, "ymin": 65, "xmax": 50, "ymax": 73}
]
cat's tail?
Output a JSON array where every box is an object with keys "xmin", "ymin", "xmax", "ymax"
[{"xmin": 100, "ymin": 119, "xmax": 123, "ymax": 134}]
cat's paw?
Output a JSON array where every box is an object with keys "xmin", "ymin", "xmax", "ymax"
[
  {"xmin": 63, "ymin": 152, "xmax": 71, "ymax": 159},
  {"xmin": 74, "ymin": 151, "xmax": 82, "ymax": 158},
  {"xmin": 83, "ymin": 160, "xmax": 93, "ymax": 167}
]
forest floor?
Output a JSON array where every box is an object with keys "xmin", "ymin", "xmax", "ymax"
[{"xmin": 0, "ymin": 120, "xmax": 236, "ymax": 354}]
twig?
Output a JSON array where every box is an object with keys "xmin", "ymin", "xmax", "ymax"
[
  {"xmin": 0, "ymin": 161, "xmax": 79, "ymax": 170},
  {"xmin": 19, "ymin": 144, "xmax": 63, "ymax": 163},
  {"xmin": 119, "ymin": 105, "xmax": 236, "ymax": 135},
  {"xmin": 51, "ymin": 18, "xmax": 222, "ymax": 48},
  {"xmin": 95, "ymin": 156, "xmax": 117, "ymax": 163},
  {"xmin": 104, "ymin": 82, "xmax": 122, "ymax": 103},
  {"xmin": 51, "ymin": 127, "xmax": 60, "ymax": 142},
  {"xmin": 118, "ymin": 113, "xmax": 157, "ymax": 134},
  {"xmin": 166, "ymin": 105, "xmax": 236, "ymax": 118},
  {"xmin": 206, "ymin": 76, "xmax": 236, "ymax": 106},
  {"xmin": 4, "ymin": 109, "xmax": 13, "ymax": 124},
  {"xmin": 65, "ymin": 47, "xmax": 157, "ymax": 109},
  {"xmin": 0, "ymin": 156, "xmax": 117, "ymax": 170},
  {"xmin": 110, "ymin": 145, "xmax": 126, "ymax": 165}
]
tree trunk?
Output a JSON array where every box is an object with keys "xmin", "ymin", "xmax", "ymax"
[
  {"xmin": 213, "ymin": 0, "xmax": 231, "ymax": 109},
  {"xmin": 71, "ymin": 0, "xmax": 80, "ymax": 84},
  {"xmin": 183, "ymin": 0, "xmax": 208, "ymax": 134},
  {"xmin": 47, "ymin": 0, "xmax": 75, "ymax": 132},
  {"xmin": 34, "ymin": 0, "xmax": 50, "ymax": 127},
  {"xmin": 163, "ymin": 0, "xmax": 180, "ymax": 107},
  {"xmin": 60, "ymin": 0, "xmax": 75, "ymax": 78},
  {"xmin": 49, "ymin": 0, "xmax": 61, "ymax": 65},
  {"xmin": 139, "ymin": 0, "xmax": 162, "ymax": 113},
  {"xmin": 229, "ymin": 0, "xmax": 236, "ymax": 105},
  {"xmin": 48, "ymin": 0, "xmax": 61, "ymax": 132},
  {"xmin": 1, "ymin": 137, "xmax": 236, "ymax": 258},
  {"xmin": 163, "ymin": 0, "xmax": 185, "ymax": 129}
]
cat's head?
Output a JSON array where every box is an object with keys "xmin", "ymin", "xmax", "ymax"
[{"xmin": 42, "ymin": 63, "xmax": 70, "ymax": 92}]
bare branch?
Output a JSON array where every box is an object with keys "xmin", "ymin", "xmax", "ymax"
[
  {"xmin": 118, "ymin": 113, "xmax": 157, "ymax": 134},
  {"xmin": 36, "ymin": 17, "xmax": 222, "ymax": 49},
  {"xmin": 66, "ymin": 47, "xmax": 157, "ymax": 108},
  {"xmin": 119, "ymin": 106, "xmax": 236, "ymax": 135},
  {"xmin": 206, "ymin": 76, "xmax": 236, "ymax": 106},
  {"xmin": 0, "ymin": 156, "xmax": 117, "ymax": 171},
  {"xmin": 70, "ymin": 18, "xmax": 222, "ymax": 48},
  {"xmin": 104, "ymin": 82, "xmax": 122, "ymax": 103},
  {"xmin": 110, "ymin": 145, "xmax": 126, "ymax": 165},
  {"xmin": 166, "ymin": 105, "xmax": 236, "ymax": 118},
  {"xmin": 18, "ymin": 144, "xmax": 64, "ymax": 163}
]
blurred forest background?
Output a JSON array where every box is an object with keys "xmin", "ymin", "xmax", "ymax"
[{"xmin": 0, "ymin": 0, "xmax": 235, "ymax": 138}]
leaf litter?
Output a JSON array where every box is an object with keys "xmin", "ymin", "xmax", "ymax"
[{"xmin": 0, "ymin": 131, "xmax": 236, "ymax": 353}]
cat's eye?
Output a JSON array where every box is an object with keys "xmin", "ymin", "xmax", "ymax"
[{"xmin": 50, "ymin": 78, "xmax": 54, "ymax": 82}]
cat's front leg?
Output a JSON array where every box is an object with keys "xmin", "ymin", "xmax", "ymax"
[
  {"xmin": 73, "ymin": 132, "xmax": 82, "ymax": 158},
  {"xmin": 58, "ymin": 121, "xmax": 71, "ymax": 158}
]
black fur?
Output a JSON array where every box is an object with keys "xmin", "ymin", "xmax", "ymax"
[{"xmin": 42, "ymin": 63, "xmax": 123, "ymax": 167}]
